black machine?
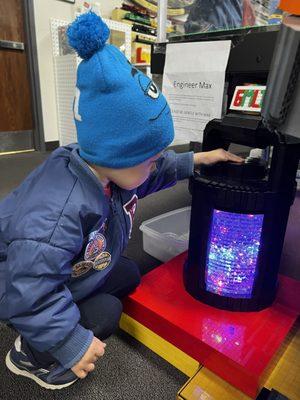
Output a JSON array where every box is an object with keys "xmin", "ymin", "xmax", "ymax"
[
  {"xmin": 151, "ymin": 19, "xmax": 300, "ymax": 311},
  {"xmin": 183, "ymin": 15, "xmax": 300, "ymax": 311},
  {"xmin": 184, "ymin": 115, "xmax": 300, "ymax": 311}
]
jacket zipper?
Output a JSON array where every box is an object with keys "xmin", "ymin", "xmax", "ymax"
[{"xmin": 110, "ymin": 186, "xmax": 125, "ymax": 250}]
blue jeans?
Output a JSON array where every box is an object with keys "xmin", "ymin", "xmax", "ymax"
[{"xmin": 22, "ymin": 257, "xmax": 141, "ymax": 367}]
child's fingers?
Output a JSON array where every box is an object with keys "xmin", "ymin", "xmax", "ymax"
[
  {"xmin": 73, "ymin": 367, "xmax": 88, "ymax": 379},
  {"xmin": 85, "ymin": 363, "xmax": 95, "ymax": 372},
  {"xmin": 95, "ymin": 347, "xmax": 105, "ymax": 358},
  {"xmin": 78, "ymin": 370, "xmax": 88, "ymax": 379},
  {"xmin": 226, "ymin": 152, "xmax": 244, "ymax": 163},
  {"xmin": 73, "ymin": 361, "xmax": 95, "ymax": 378}
]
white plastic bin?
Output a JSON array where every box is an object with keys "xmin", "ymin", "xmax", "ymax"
[{"xmin": 139, "ymin": 207, "xmax": 191, "ymax": 262}]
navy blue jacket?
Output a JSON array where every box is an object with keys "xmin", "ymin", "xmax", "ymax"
[{"xmin": 0, "ymin": 144, "xmax": 193, "ymax": 369}]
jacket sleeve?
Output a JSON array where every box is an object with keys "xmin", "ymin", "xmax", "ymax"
[
  {"xmin": 136, "ymin": 150, "xmax": 194, "ymax": 199},
  {"xmin": 6, "ymin": 239, "xmax": 93, "ymax": 369}
]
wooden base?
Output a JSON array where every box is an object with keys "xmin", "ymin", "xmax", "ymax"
[
  {"xmin": 177, "ymin": 367, "xmax": 251, "ymax": 400},
  {"xmin": 265, "ymin": 320, "xmax": 300, "ymax": 399}
]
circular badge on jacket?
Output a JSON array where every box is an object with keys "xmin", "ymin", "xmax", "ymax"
[
  {"xmin": 72, "ymin": 261, "xmax": 94, "ymax": 278},
  {"xmin": 84, "ymin": 233, "xmax": 106, "ymax": 261},
  {"xmin": 93, "ymin": 251, "xmax": 112, "ymax": 271}
]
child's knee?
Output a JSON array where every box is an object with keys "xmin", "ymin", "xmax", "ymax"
[
  {"xmin": 95, "ymin": 296, "xmax": 123, "ymax": 339},
  {"xmin": 110, "ymin": 296, "xmax": 123, "ymax": 321},
  {"xmin": 127, "ymin": 261, "xmax": 141, "ymax": 290}
]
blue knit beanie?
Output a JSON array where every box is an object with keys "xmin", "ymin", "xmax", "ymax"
[{"xmin": 67, "ymin": 12, "xmax": 174, "ymax": 168}]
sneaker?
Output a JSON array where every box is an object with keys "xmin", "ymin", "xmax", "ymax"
[{"xmin": 5, "ymin": 336, "xmax": 78, "ymax": 390}]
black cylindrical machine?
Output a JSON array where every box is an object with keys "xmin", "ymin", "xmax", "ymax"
[
  {"xmin": 184, "ymin": 116, "xmax": 300, "ymax": 311},
  {"xmin": 184, "ymin": 14, "xmax": 300, "ymax": 312}
]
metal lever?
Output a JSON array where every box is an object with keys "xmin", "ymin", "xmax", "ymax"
[{"xmin": 0, "ymin": 40, "xmax": 24, "ymax": 51}]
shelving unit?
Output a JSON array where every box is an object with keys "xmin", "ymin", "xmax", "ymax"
[{"xmin": 111, "ymin": 7, "xmax": 157, "ymax": 66}]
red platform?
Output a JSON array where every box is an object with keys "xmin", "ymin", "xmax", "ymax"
[{"xmin": 123, "ymin": 252, "xmax": 299, "ymax": 398}]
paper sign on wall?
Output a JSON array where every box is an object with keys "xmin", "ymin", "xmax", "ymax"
[{"xmin": 162, "ymin": 41, "xmax": 231, "ymax": 144}]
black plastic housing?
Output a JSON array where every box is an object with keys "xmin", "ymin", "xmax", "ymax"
[{"xmin": 184, "ymin": 115, "xmax": 300, "ymax": 311}]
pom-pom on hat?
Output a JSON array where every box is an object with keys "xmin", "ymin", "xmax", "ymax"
[
  {"xmin": 67, "ymin": 12, "xmax": 174, "ymax": 169},
  {"xmin": 67, "ymin": 12, "xmax": 110, "ymax": 59}
]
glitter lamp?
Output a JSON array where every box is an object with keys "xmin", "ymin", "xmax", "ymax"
[{"xmin": 206, "ymin": 210, "xmax": 263, "ymax": 299}]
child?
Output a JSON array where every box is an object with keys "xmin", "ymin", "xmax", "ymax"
[{"xmin": 0, "ymin": 12, "xmax": 242, "ymax": 390}]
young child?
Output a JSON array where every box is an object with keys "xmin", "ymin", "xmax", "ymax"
[{"xmin": 0, "ymin": 12, "xmax": 242, "ymax": 390}]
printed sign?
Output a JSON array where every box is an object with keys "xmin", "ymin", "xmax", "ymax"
[
  {"xmin": 230, "ymin": 85, "xmax": 266, "ymax": 113},
  {"xmin": 163, "ymin": 41, "xmax": 231, "ymax": 143}
]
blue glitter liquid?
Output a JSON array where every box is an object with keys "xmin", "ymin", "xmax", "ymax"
[{"xmin": 206, "ymin": 210, "xmax": 264, "ymax": 298}]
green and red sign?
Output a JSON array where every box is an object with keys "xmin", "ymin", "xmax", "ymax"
[{"xmin": 230, "ymin": 85, "xmax": 266, "ymax": 113}]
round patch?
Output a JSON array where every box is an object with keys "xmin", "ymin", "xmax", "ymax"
[
  {"xmin": 72, "ymin": 261, "xmax": 94, "ymax": 278},
  {"xmin": 84, "ymin": 233, "xmax": 106, "ymax": 261},
  {"xmin": 93, "ymin": 251, "xmax": 112, "ymax": 271}
]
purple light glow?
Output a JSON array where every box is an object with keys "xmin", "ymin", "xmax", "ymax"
[
  {"xmin": 206, "ymin": 210, "xmax": 264, "ymax": 298},
  {"xmin": 202, "ymin": 318, "xmax": 245, "ymax": 361}
]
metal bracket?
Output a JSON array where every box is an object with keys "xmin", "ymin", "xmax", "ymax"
[{"xmin": 0, "ymin": 40, "xmax": 24, "ymax": 51}]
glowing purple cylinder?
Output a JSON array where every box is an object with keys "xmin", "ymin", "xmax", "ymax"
[{"xmin": 206, "ymin": 210, "xmax": 264, "ymax": 298}]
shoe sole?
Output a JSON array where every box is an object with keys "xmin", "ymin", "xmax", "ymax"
[{"xmin": 5, "ymin": 351, "xmax": 78, "ymax": 390}]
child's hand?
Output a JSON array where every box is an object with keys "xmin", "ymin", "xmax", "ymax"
[
  {"xmin": 71, "ymin": 336, "xmax": 106, "ymax": 379},
  {"xmin": 194, "ymin": 149, "xmax": 244, "ymax": 166}
]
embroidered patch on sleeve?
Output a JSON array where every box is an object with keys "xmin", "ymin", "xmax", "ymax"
[
  {"xmin": 84, "ymin": 233, "xmax": 107, "ymax": 261},
  {"xmin": 72, "ymin": 261, "xmax": 94, "ymax": 277}
]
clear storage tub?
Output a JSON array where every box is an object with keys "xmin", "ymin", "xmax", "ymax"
[{"xmin": 139, "ymin": 206, "xmax": 191, "ymax": 262}]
